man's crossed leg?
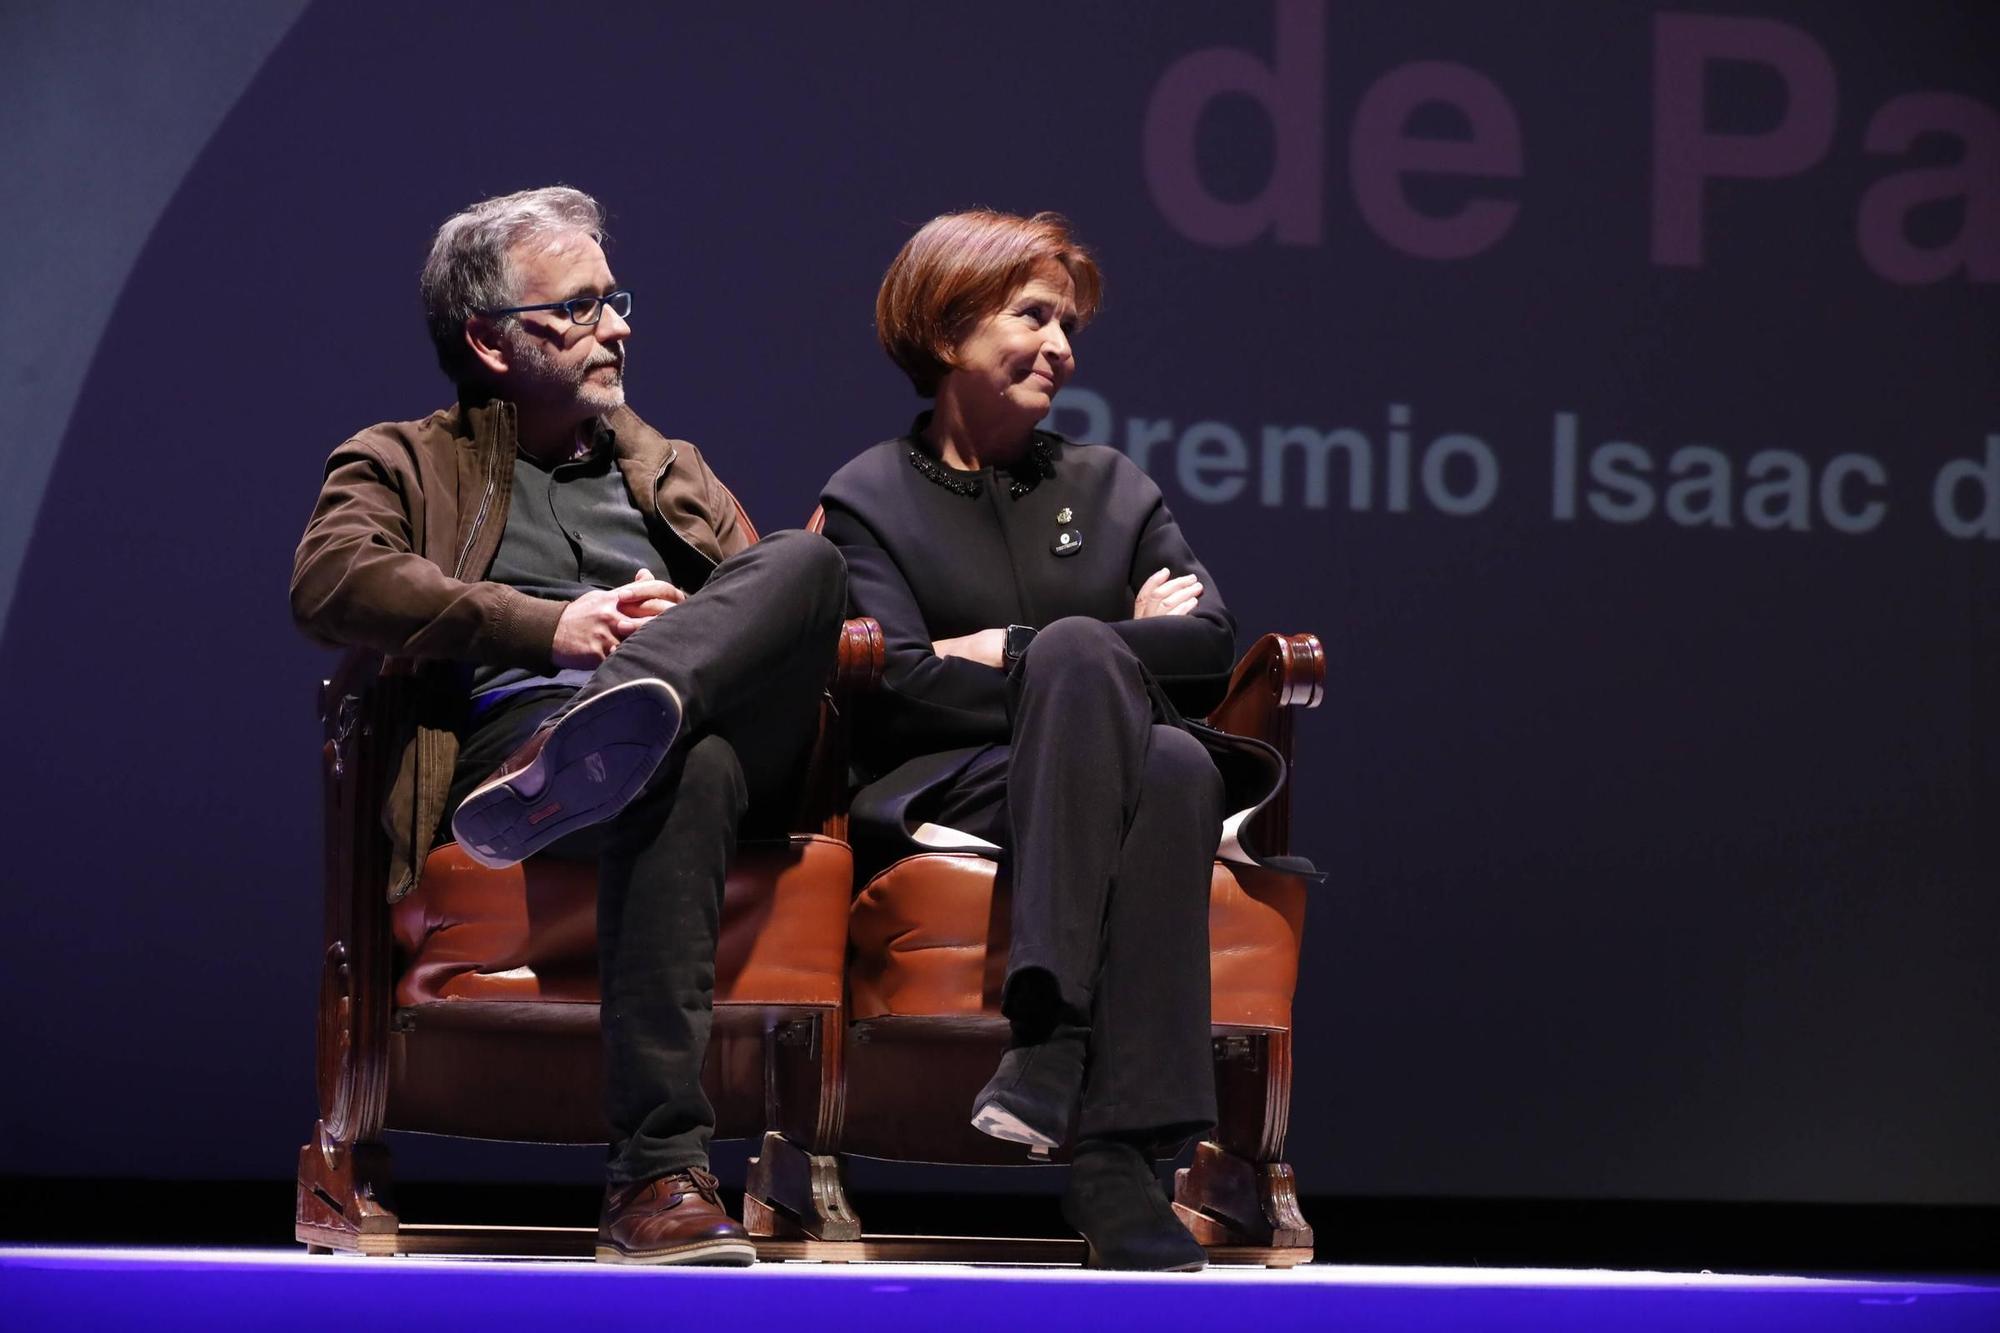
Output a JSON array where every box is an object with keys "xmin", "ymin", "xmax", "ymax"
[{"xmin": 445, "ymin": 531, "xmax": 845, "ymax": 1265}]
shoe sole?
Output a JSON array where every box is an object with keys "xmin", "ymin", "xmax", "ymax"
[
  {"xmin": 1084, "ymin": 1243, "xmax": 1206, "ymax": 1273},
  {"xmin": 594, "ymin": 1238, "xmax": 757, "ymax": 1266},
  {"xmin": 971, "ymin": 1100, "xmax": 1061, "ymax": 1151},
  {"xmin": 453, "ymin": 679, "xmax": 681, "ymax": 869}
]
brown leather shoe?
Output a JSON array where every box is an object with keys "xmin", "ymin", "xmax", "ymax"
[{"xmin": 595, "ymin": 1168, "xmax": 756, "ymax": 1266}]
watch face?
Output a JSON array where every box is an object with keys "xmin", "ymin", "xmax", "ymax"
[{"xmin": 1006, "ymin": 624, "xmax": 1037, "ymax": 662}]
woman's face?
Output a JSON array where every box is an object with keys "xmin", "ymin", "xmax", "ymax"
[{"xmin": 943, "ymin": 259, "xmax": 1079, "ymax": 429}]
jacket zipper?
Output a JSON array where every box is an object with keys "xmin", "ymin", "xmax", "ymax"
[
  {"xmin": 651, "ymin": 447, "xmax": 718, "ymax": 569},
  {"xmin": 452, "ymin": 454, "xmax": 500, "ymax": 579}
]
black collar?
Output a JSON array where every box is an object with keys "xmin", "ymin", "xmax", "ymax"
[{"xmin": 904, "ymin": 413, "xmax": 1056, "ymax": 499}]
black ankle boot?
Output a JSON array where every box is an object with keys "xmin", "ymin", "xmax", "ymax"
[
  {"xmin": 1062, "ymin": 1138, "xmax": 1207, "ymax": 1272},
  {"xmin": 970, "ymin": 1023, "xmax": 1087, "ymax": 1152}
]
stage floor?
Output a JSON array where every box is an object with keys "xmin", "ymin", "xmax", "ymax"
[{"xmin": 4, "ymin": 1246, "xmax": 1997, "ymax": 1331}]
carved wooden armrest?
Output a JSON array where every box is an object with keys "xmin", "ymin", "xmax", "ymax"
[
  {"xmin": 318, "ymin": 649, "xmax": 383, "ymax": 727},
  {"xmin": 314, "ymin": 648, "xmax": 400, "ymax": 1160},
  {"xmin": 833, "ymin": 617, "xmax": 885, "ymax": 696},
  {"xmin": 801, "ymin": 618, "xmax": 881, "ymax": 837},
  {"xmin": 1206, "ymin": 633, "xmax": 1325, "ymax": 745},
  {"xmin": 1202, "ymin": 633, "xmax": 1322, "ymax": 863}
]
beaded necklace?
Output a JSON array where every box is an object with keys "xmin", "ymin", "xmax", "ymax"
[{"xmin": 906, "ymin": 437, "xmax": 1055, "ymax": 499}]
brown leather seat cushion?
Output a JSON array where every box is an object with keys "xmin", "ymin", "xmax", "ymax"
[
  {"xmin": 394, "ymin": 834, "xmax": 851, "ymax": 1008},
  {"xmin": 847, "ymin": 853, "xmax": 1307, "ymax": 1028}
]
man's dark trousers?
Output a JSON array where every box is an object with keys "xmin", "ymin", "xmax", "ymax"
[{"xmin": 445, "ymin": 530, "xmax": 846, "ymax": 1184}]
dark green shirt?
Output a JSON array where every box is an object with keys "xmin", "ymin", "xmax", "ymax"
[{"xmin": 470, "ymin": 432, "xmax": 667, "ymax": 703}]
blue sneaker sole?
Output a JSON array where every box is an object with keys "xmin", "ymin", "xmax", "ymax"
[{"xmin": 452, "ymin": 678, "xmax": 681, "ymax": 869}]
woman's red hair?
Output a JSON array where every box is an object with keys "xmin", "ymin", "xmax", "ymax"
[{"xmin": 876, "ymin": 210, "xmax": 1103, "ymax": 397}]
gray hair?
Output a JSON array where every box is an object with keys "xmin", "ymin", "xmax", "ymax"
[{"xmin": 419, "ymin": 185, "xmax": 606, "ymax": 385}]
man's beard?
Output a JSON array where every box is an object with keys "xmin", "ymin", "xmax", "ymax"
[{"xmin": 506, "ymin": 330, "xmax": 626, "ymax": 416}]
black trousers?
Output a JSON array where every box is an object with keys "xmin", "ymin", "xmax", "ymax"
[
  {"xmin": 930, "ymin": 617, "xmax": 1223, "ymax": 1143},
  {"xmin": 446, "ymin": 530, "xmax": 847, "ymax": 1184}
]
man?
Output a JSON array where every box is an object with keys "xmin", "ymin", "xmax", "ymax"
[{"xmin": 290, "ymin": 186, "xmax": 845, "ymax": 1266}]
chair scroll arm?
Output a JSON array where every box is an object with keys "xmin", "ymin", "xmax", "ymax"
[
  {"xmin": 800, "ymin": 617, "xmax": 883, "ymax": 839},
  {"xmin": 834, "ymin": 616, "xmax": 886, "ymax": 695},
  {"xmin": 1204, "ymin": 633, "xmax": 1323, "ymax": 863},
  {"xmin": 1206, "ymin": 632, "xmax": 1325, "ymax": 745},
  {"xmin": 312, "ymin": 648, "xmax": 400, "ymax": 1163}
]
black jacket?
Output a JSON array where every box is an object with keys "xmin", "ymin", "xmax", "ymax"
[
  {"xmin": 821, "ymin": 425, "xmax": 1308, "ymax": 875},
  {"xmin": 820, "ymin": 427, "xmax": 1238, "ymax": 779}
]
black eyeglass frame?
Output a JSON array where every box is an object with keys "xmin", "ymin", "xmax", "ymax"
[{"xmin": 482, "ymin": 289, "xmax": 633, "ymax": 326}]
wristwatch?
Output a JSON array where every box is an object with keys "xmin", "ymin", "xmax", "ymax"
[{"xmin": 1003, "ymin": 624, "xmax": 1039, "ymax": 668}]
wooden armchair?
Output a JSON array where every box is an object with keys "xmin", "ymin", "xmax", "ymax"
[
  {"xmin": 295, "ymin": 598, "xmax": 882, "ymax": 1256},
  {"xmin": 759, "ymin": 619, "xmax": 1325, "ymax": 1267}
]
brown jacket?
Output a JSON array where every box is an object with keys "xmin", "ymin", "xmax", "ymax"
[{"xmin": 290, "ymin": 397, "xmax": 752, "ymax": 899}]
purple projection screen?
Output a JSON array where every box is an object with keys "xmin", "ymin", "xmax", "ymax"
[{"xmin": 1, "ymin": 1, "xmax": 1993, "ymax": 1204}]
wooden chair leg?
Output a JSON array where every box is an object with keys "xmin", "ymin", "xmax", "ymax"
[
  {"xmin": 295, "ymin": 1120, "xmax": 400, "ymax": 1255},
  {"xmin": 1172, "ymin": 1141, "xmax": 1313, "ymax": 1250},
  {"xmin": 743, "ymin": 1131, "xmax": 861, "ymax": 1241},
  {"xmin": 1175, "ymin": 1028, "xmax": 1313, "ymax": 1258},
  {"xmin": 766, "ymin": 1011, "xmax": 845, "ymax": 1153}
]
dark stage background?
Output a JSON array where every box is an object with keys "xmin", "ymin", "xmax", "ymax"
[{"xmin": 2, "ymin": 1, "xmax": 1994, "ymax": 1209}]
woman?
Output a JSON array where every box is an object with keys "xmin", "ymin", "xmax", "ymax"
[{"xmin": 820, "ymin": 211, "xmax": 1279, "ymax": 1272}]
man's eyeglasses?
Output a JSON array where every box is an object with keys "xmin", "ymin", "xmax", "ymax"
[{"xmin": 483, "ymin": 289, "xmax": 633, "ymax": 327}]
